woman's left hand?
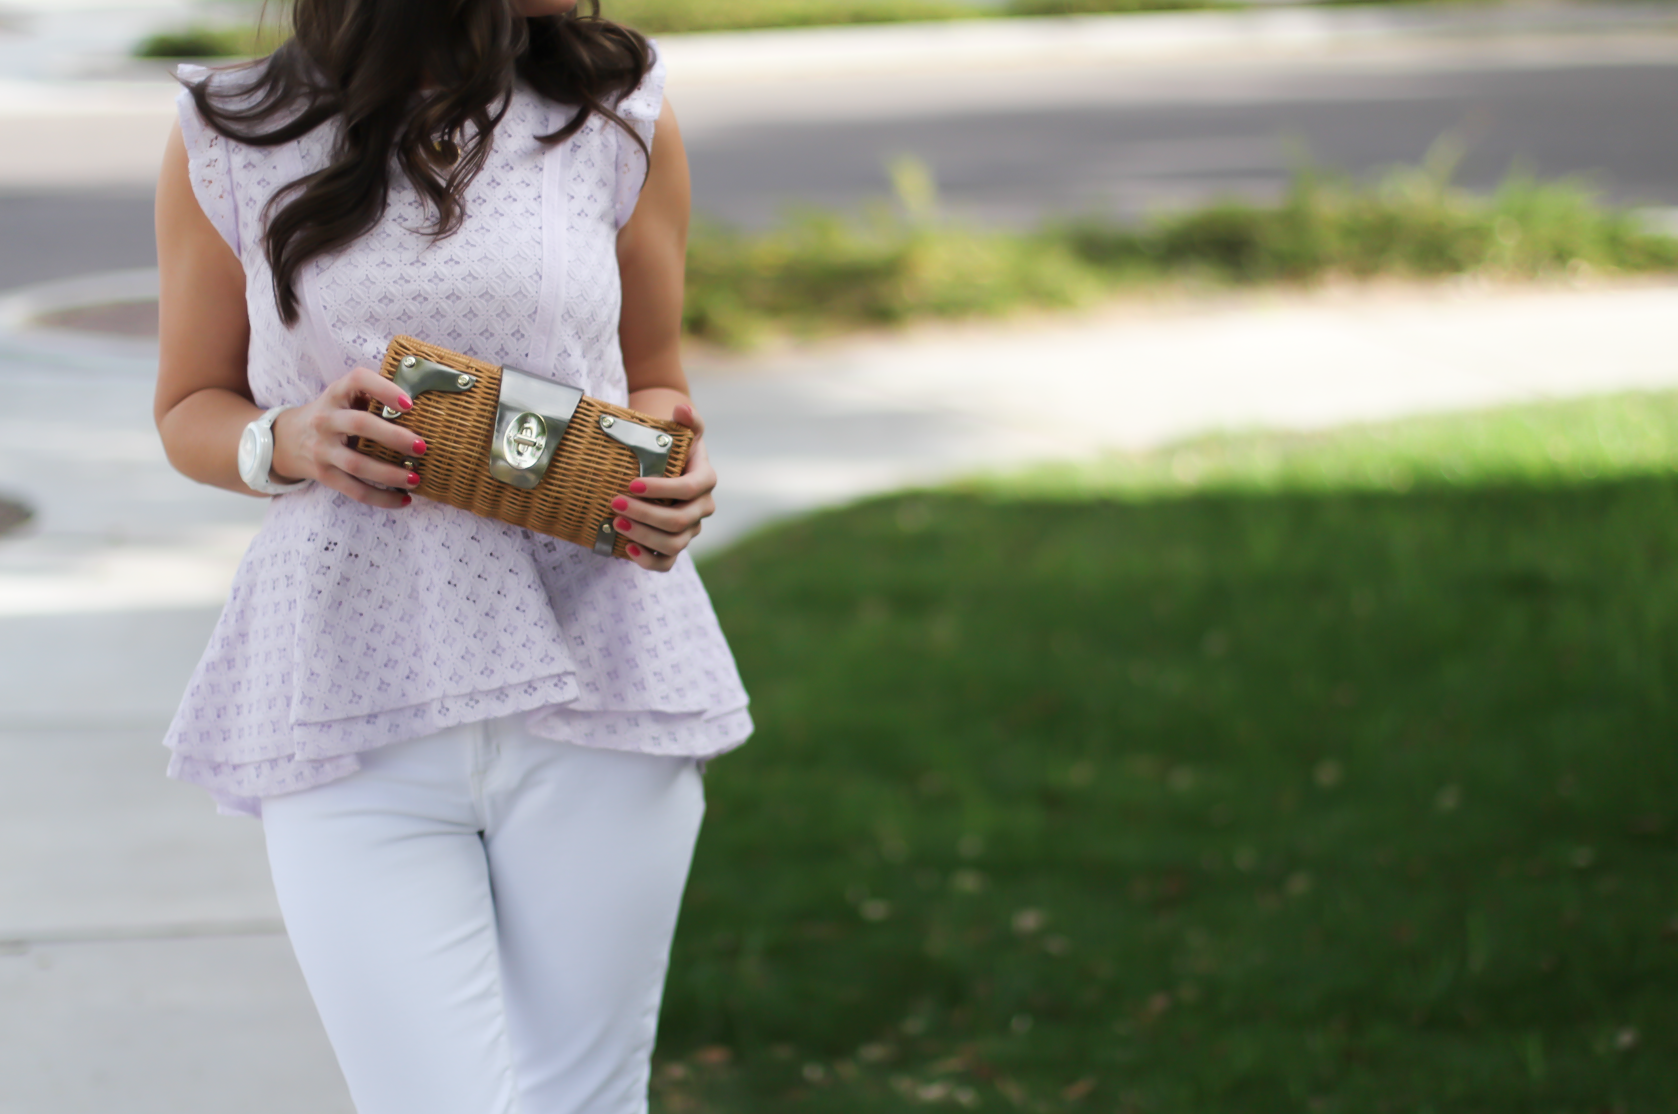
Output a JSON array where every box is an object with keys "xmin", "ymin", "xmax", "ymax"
[{"xmin": 610, "ymin": 403, "xmax": 716, "ymax": 572}]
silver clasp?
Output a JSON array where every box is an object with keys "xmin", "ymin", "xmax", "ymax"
[
  {"xmin": 488, "ymin": 366, "xmax": 584, "ymax": 490},
  {"xmin": 592, "ymin": 519, "xmax": 617, "ymax": 556},
  {"xmin": 383, "ymin": 354, "xmax": 477, "ymax": 418},
  {"xmin": 597, "ymin": 413, "xmax": 675, "ymax": 478}
]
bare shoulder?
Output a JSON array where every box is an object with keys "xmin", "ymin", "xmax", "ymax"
[
  {"xmin": 156, "ymin": 122, "xmax": 200, "ymax": 243},
  {"xmin": 623, "ymin": 96, "xmax": 690, "ymax": 245}
]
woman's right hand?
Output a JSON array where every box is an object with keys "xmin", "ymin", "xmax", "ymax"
[{"xmin": 271, "ymin": 366, "xmax": 428, "ymax": 509}]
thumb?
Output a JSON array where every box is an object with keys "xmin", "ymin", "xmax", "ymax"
[{"xmin": 673, "ymin": 402, "xmax": 706, "ymax": 438}]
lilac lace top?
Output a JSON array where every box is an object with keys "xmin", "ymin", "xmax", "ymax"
[{"xmin": 166, "ymin": 54, "xmax": 752, "ymax": 816}]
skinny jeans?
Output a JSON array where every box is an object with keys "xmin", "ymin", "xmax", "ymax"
[{"xmin": 261, "ymin": 716, "xmax": 706, "ymax": 1114}]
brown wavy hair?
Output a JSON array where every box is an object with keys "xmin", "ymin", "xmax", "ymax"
[{"xmin": 184, "ymin": 0, "xmax": 652, "ymax": 325}]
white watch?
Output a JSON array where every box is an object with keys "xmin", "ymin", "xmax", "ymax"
[{"xmin": 238, "ymin": 407, "xmax": 312, "ymax": 496}]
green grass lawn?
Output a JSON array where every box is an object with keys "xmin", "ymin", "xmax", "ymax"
[{"xmin": 660, "ymin": 391, "xmax": 1678, "ymax": 1111}]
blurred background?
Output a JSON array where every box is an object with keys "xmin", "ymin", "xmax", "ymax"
[{"xmin": 2, "ymin": 1, "xmax": 1677, "ymax": 1111}]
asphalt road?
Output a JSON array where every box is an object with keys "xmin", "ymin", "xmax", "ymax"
[
  {"xmin": 0, "ymin": 189, "xmax": 159, "ymax": 290},
  {"xmin": 680, "ymin": 55, "xmax": 1678, "ymax": 227},
  {"xmin": 2, "ymin": 51, "xmax": 1675, "ymax": 291}
]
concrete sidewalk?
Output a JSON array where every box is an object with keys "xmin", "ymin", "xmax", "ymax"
[{"xmin": 3, "ymin": 272, "xmax": 1678, "ymax": 1112}]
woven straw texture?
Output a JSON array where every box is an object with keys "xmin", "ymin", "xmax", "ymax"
[{"xmin": 356, "ymin": 336, "xmax": 693, "ymax": 558}]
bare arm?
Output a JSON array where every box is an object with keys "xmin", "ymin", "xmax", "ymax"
[
  {"xmin": 153, "ymin": 119, "xmax": 261, "ymax": 495},
  {"xmin": 612, "ymin": 99, "xmax": 718, "ymax": 571},
  {"xmin": 154, "ymin": 119, "xmax": 421, "ymax": 507},
  {"xmin": 619, "ymin": 98, "xmax": 692, "ymax": 417}
]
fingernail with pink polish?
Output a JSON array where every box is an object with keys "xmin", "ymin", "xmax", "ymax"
[
  {"xmin": 611, "ymin": 496, "xmax": 628, "ymax": 512},
  {"xmin": 398, "ymin": 393, "xmax": 413, "ymax": 410},
  {"xmin": 627, "ymin": 544, "xmax": 642, "ymax": 558},
  {"xmin": 413, "ymin": 438, "xmax": 427, "ymax": 455},
  {"xmin": 616, "ymin": 517, "xmax": 633, "ymax": 532},
  {"xmin": 629, "ymin": 480, "xmax": 647, "ymax": 494},
  {"xmin": 407, "ymin": 472, "xmax": 420, "ymax": 487},
  {"xmin": 401, "ymin": 494, "xmax": 413, "ymax": 507}
]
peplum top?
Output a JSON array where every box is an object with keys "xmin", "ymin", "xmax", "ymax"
[{"xmin": 164, "ymin": 50, "xmax": 752, "ymax": 816}]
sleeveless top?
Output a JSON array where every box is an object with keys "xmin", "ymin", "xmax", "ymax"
[{"xmin": 166, "ymin": 53, "xmax": 752, "ymax": 816}]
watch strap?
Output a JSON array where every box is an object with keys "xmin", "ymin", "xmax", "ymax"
[{"xmin": 244, "ymin": 407, "xmax": 311, "ymax": 495}]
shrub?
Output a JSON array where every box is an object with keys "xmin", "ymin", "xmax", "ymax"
[
  {"xmin": 685, "ymin": 162, "xmax": 1678, "ymax": 346},
  {"xmin": 135, "ymin": 24, "xmax": 288, "ymax": 58},
  {"xmin": 1007, "ymin": 0, "xmax": 1212, "ymax": 13},
  {"xmin": 603, "ymin": 0, "xmax": 976, "ymax": 33}
]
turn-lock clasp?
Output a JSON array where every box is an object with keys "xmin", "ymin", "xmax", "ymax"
[{"xmin": 488, "ymin": 366, "xmax": 584, "ymax": 490}]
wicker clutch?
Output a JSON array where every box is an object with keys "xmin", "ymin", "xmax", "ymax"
[{"xmin": 354, "ymin": 336, "xmax": 693, "ymax": 558}]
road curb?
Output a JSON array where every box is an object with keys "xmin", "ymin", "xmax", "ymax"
[{"xmin": 0, "ymin": 269, "xmax": 160, "ymax": 371}]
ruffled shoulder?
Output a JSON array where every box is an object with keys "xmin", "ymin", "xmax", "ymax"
[
  {"xmin": 614, "ymin": 42, "xmax": 667, "ymax": 124},
  {"xmin": 174, "ymin": 63, "xmax": 246, "ymax": 259},
  {"xmin": 610, "ymin": 43, "xmax": 667, "ymax": 228}
]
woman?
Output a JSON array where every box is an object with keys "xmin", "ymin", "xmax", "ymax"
[{"xmin": 152, "ymin": 0, "xmax": 751, "ymax": 1109}]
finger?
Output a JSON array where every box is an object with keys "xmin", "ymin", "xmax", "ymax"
[
  {"xmin": 607, "ymin": 493, "xmax": 712, "ymax": 535},
  {"xmin": 624, "ymin": 541, "xmax": 677, "ymax": 572},
  {"xmin": 327, "ymin": 444, "xmax": 420, "ymax": 491},
  {"xmin": 324, "ymin": 407, "xmax": 431, "ymax": 459},
  {"xmin": 318, "ymin": 464, "xmax": 413, "ymax": 510},
  {"xmin": 623, "ymin": 431, "xmax": 711, "ymax": 496},
  {"xmin": 334, "ymin": 365, "xmax": 413, "ymax": 416},
  {"xmin": 631, "ymin": 461, "xmax": 717, "ymax": 504},
  {"xmin": 612, "ymin": 514, "xmax": 696, "ymax": 561}
]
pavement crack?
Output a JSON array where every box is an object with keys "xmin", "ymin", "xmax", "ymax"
[{"xmin": 2, "ymin": 919, "xmax": 287, "ymax": 951}]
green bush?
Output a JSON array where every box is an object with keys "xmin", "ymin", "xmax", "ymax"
[
  {"xmin": 607, "ymin": 0, "xmax": 1218, "ymax": 26},
  {"xmin": 1007, "ymin": 0, "xmax": 1214, "ymax": 13},
  {"xmin": 681, "ymin": 162, "xmax": 1678, "ymax": 346},
  {"xmin": 134, "ymin": 24, "xmax": 288, "ymax": 58},
  {"xmin": 603, "ymin": 0, "xmax": 977, "ymax": 33},
  {"xmin": 1062, "ymin": 166, "xmax": 1678, "ymax": 285},
  {"xmin": 685, "ymin": 213, "xmax": 1101, "ymax": 346}
]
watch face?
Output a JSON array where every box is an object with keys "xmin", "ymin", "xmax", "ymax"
[{"xmin": 237, "ymin": 424, "xmax": 261, "ymax": 483}]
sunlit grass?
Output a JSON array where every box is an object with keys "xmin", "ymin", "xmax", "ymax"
[{"xmin": 985, "ymin": 391, "xmax": 1678, "ymax": 501}]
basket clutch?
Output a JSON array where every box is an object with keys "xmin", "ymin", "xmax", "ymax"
[{"xmin": 354, "ymin": 335, "xmax": 693, "ymax": 558}]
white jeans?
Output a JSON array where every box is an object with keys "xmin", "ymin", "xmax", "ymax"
[{"xmin": 261, "ymin": 717, "xmax": 706, "ymax": 1114}]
